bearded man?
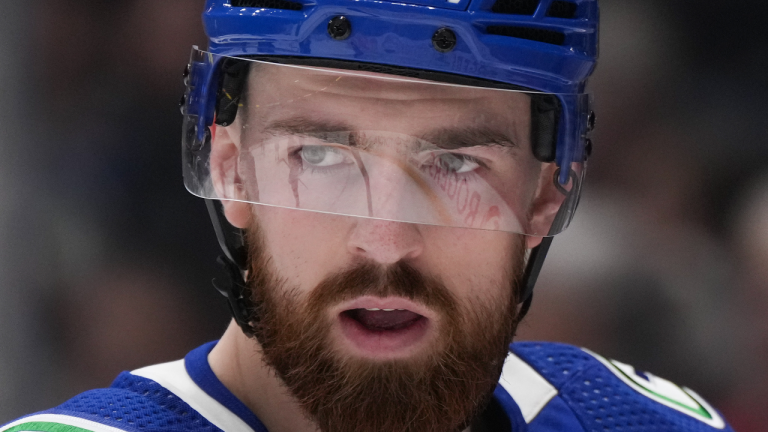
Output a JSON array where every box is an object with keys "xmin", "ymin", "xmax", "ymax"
[{"xmin": 1, "ymin": 0, "xmax": 735, "ymax": 431}]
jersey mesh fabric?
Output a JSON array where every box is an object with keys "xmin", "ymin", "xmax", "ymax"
[
  {"xmin": 46, "ymin": 372, "xmax": 221, "ymax": 432},
  {"xmin": 512, "ymin": 341, "xmax": 596, "ymax": 388},
  {"xmin": 512, "ymin": 342, "xmax": 733, "ymax": 432}
]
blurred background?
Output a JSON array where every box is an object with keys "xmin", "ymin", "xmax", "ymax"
[{"xmin": 0, "ymin": 0, "xmax": 766, "ymax": 430}]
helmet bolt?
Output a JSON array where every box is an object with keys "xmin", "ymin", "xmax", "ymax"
[
  {"xmin": 182, "ymin": 64, "xmax": 190, "ymax": 78},
  {"xmin": 179, "ymin": 94, "xmax": 186, "ymax": 107},
  {"xmin": 328, "ymin": 16, "xmax": 351, "ymax": 40},
  {"xmin": 587, "ymin": 110, "xmax": 596, "ymax": 131},
  {"xmin": 432, "ymin": 28, "xmax": 457, "ymax": 53}
]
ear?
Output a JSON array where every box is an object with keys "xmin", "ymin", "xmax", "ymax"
[
  {"xmin": 210, "ymin": 122, "xmax": 251, "ymax": 229},
  {"xmin": 526, "ymin": 235, "xmax": 544, "ymax": 249},
  {"xmin": 526, "ymin": 163, "xmax": 567, "ymax": 249}
]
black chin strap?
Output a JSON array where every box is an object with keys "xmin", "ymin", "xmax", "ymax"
[
  {"xmin": 517, "ymin": 168, "xmax": 581, "ymax": 321},
  {"xmin": 517, "ymin": 236, "xmax": 553, "ymax": 320},
  {"xmin": 212, "ymin": 254, "xmax": 253, "ymax": 331},
  {"xmin": 205, "ymin": 199, "xmax": 256, "ymax": 335}
]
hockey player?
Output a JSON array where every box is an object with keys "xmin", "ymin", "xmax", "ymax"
[{"xmin": 1, "ymin": 0, "xmax": 735, "ymax": 431}]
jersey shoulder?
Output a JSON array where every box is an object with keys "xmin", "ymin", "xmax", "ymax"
[
  {"xmin": 495, "ymin": 341, "xmax": 733, "ymax": 432},
  {"xmin": 1, "ymin": 365, "xmax": 220, "ymax": 432}
]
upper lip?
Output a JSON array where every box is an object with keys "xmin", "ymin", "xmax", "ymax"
[{"xmin": 332, "ymin": 296, "xmax": 435, "ymax": 321}]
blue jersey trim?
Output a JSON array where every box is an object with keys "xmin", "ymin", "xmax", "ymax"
[
  {"xmin": 185, "ymin": 341, "xmax": 269, "ymax": 432},
  {"xmin": 527, "ymin": 395, "xmax": 586, "ymax": 432},
  {"xmin": 493, "ymin": 383, "xmax": 528, "ymax": 432}
]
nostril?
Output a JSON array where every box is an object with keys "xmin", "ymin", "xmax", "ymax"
[{"xmin": 347, "ymin": 219, "xmax": 424, "ymax": 264}]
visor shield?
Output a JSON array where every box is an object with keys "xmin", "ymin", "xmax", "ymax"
[{"xmin": 182, "ymin": 48, "xmax": 589, "ymax": 236}]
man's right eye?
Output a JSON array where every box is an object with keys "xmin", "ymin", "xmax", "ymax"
[
  {"xmin": 433, "ymin": 152, "xmax": 481, "ymax": 174},
  {"xmin": 300, "ymin": 145, "xmax": 349, "ymax": 167}
]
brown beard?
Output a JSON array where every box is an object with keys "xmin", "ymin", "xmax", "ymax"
[{"xmin": 245, "ymin": 220, "xmax": 526, "ymax": 432}]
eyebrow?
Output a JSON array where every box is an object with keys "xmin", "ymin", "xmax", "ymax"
[
  {"xmin": 419, "ymin": 127, "xmax": 517, "ymax": 150},
  {"xmin": 263, "ymin": 117, "xmax": 354, "ymax": 136},
  {"xmin": 263, "ymin": 117, "xmax": 516, "ymax": 149}
]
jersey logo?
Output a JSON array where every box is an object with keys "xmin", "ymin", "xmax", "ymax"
[{"xmin": 583, "ymin": 349, "xmax": 726, "ymax": 429}]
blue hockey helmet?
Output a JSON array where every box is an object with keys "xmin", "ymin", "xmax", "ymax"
[{"xmin": 200, "ymin": 0, "xmax": 597, "ymax": 93}]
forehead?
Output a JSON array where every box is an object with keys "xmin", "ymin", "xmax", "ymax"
[{"xmin": 245, "ymin": 63, "xmax": 531, "ymax": 137}]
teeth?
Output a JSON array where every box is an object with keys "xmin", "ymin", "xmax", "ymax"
[
  {"xmin": 363, "ymin": 308, "xmax": 407, "ymax": 312},
  {"xmin": 365, "ymin": 308, "xmax": 380, "ymax": 311},
  {"xmin": 382, "ymin": 309, "xmax": 395, "ymax": 311}
]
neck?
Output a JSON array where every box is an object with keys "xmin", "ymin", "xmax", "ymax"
[
  {"xmin": 209, "ymin": 320, "xmax": 472, "ymax": 432},
  {"xmin": 209, "ymin": 321, "xmax": 320, "ymax": 432}
]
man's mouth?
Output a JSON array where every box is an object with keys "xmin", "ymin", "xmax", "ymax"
[
  {"xmin": 343, "ymin": 308, "xmax": 423, "ymax": 331},
  {"xmin": 334, "ymin": 297, "xmax": 433, "ymax": 358}
]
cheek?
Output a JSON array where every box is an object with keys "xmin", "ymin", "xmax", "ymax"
[
  {"xmin": 254, "ymin": 206, "xmax": 354, "ymax": 290},
  {"xmin": 420, "ymin": 226, "xmax": 518, "ymax": 302}
]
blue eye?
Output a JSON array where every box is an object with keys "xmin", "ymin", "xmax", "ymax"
[
  {"xmin": 434, "ymin": 153, "xmax": 481, "ymax": 174},
  {"xmin": 300, "ymin": 145, "xmax": 349, "ymax": 167}
]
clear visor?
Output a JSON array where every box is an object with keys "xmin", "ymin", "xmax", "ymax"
[{"xmin": 182, "ymin": 48, "xmax": 588, "ymax": 236}]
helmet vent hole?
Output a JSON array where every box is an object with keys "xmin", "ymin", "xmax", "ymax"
[
  {"xmin": 546, "ymin": 1, "xmax": 578, "ymax": 18},
  {"xmin": 229, "ymin": 0, "xmax": 302, "ymax": 11},
  {"xmin": 486, "ymin": 25, "xmax": 565, "ymax": 45},
  {"xmin": 491, "ymin": 0, "xmax": 540, "ymax": 15}
]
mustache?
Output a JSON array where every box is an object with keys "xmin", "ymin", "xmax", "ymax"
[{"xmin": 305, "ymin": 260, "xmax": 459, "ymax": 315}]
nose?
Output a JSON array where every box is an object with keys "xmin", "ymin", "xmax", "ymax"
[
  {"xmin": 361, "ymin": 147, "xmax": 440, "ymax": 227},
  {"xmin": 347, "ymin": 218, "xmax": 424, "ymax": 265}
]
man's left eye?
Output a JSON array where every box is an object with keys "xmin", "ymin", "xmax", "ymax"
[
  {"xmin": 433, "ymin": 153, "xmax": 481, "ymax": 174},
  {"xmin": 300, "ymin": 145, "xmax": 348, "ymax": 167}
]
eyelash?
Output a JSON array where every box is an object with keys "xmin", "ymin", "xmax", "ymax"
[
  {"xmin": 421, "ymin": 152, "xmax": 487, "ymax": 176},
  {"xmin": 454, "ymin": 153, "xmax": 486, "ymax": 169}
]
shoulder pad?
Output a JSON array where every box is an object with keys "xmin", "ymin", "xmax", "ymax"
[
  {"xmin": 497, "ymin": 342, "xmax": 732, "ymax": 431},
  {"xmin": 1, "ymin": 370, "xmax": 223, "ymax": 432}
]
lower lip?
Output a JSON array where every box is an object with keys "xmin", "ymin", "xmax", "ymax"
[{"xmin": 336, "ymin": 313, "xmax": 431, "ymax": 358}]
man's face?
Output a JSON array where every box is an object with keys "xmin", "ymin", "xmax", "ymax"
[{"xmin": 212, "ymin": 64, "xmax": 552, "ymax": 431}]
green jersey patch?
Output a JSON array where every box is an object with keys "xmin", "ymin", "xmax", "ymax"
[
  {"xmin": 1, "ymin": 415, "xmax": 128, "ymax": 432},
  {"xmin": 3, "ymin": 421, "xmax": 92, "ymax": 432}
]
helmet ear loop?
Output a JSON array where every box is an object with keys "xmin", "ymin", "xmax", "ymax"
[{"xmin": 517, "ymin": 168, "xmax": 580, "ymax": 322}]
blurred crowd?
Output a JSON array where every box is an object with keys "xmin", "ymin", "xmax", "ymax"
[{"xmin": 1, "ymin": 0, "xmax": 766, "ymax": 430}]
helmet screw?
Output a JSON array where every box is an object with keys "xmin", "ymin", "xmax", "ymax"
[
  {"xmin": 179, "ymin": 94, "xmax": 186, "ymax": 107},
  {"xmin": 587, "ymin": 110, "xmax": 596, "ymax": 131},
  {"xmin": 182, "ymin": 64, "xmax": 190, "ymax": 78},
  {"xmin": 328, "ymin": 16, "xmax": 351, "ymax": 40},
  {"xmin": 432, "ymin": 28, "xmax": 457, "ymax": 53}
]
